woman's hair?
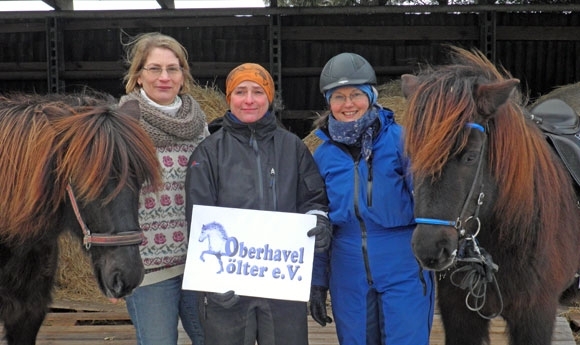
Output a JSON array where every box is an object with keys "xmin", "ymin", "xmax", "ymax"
[{"xmin": 122, "ymin": 32, "xmax": 196, "ymax": 95}]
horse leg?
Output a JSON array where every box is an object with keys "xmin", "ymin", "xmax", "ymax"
[
  {"xmin": 1, "ymin": 240, "xmax": 58, "ymax": 345},
  {"xmin": 438, "ymin": 281, "xmax": 491, "ymax": 345},
  {"xmin": 504, "ymin": 305, "xmax": 556, "ymax": 345},
  {"xmin": 216, "ymin": 255, "xmax": 224, "ymax": 274},
  {"xmin": 3, "ymin": 308, "xmax": 46, "ymax": 345}
]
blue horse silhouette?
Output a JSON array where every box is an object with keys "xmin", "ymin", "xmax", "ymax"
[{"xmin": 198, "ymin": 222, "xmax": 232, "ymax": 273}]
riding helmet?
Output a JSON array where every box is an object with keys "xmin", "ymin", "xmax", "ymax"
[{"xmin": 319, "ymin": 52, "xmax": 377, "ymax": 93}]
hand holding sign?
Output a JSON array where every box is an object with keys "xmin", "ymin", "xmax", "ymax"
[{"xmin": 183, "ymin": 205, "xmax": 316, "ymax": 302}]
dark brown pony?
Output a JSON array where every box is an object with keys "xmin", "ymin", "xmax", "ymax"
[
  {"xmin": 0, "ymin": 92, "xmax": 162, "ymax": 345},
  {"xmin": 401, "ymin": 46, "xmax": 580, "ymax": 345}
]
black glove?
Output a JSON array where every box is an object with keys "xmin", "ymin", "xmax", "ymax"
[
  {"xmin": 307, "ymin": 214, "xmax": 332, "ymax": 253},
  {"xmin": 207, "ymin": 290, "xmax": 239, "ymax": 309},
  {"xmin": 309, "ymin": 285, "xmax": 333, "ymax": 327}
]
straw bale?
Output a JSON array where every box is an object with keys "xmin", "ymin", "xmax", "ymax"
[
  {"xmin": 188, "ymin": 82, "xmax": 228, "ymax": 124},
  {"xmin": 55, "ymin": 232, "xmax": 112, "ymax": 304}
]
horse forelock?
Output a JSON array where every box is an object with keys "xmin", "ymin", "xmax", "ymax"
[
  {"xmin": 0, "ymin": 93, "xmax": 161, "ymax": 242},
  {"xmin": 51, "ymin": 104, "xmax": 162, "ymax": 204},
  {"xmin": 404, "ymin": 68, "xmax": 477, "ymax": 180}
]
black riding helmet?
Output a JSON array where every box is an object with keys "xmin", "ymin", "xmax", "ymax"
[{"xmin": 319, "ymin": 52, "xmax": 377, "ymax": 93}]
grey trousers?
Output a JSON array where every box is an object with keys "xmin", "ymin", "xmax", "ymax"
[{"xmin": 200, "ymin": 294, "xmax": 308, "ymax": 345}]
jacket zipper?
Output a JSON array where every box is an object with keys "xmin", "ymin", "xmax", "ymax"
[
  {"xmin": 249, "ymin": 129, "xmax": 265, "ymax": 210},
  {"xmin": 354, "ymin": 160, "xmax": 373, "ymax": 286},
  {"xmin": 270, "ymin": 168, "xmax": 277, "ymax": 210},
  {"xmin": 367, "ymin": 155, "xmax": 373, "ymax": 207}
]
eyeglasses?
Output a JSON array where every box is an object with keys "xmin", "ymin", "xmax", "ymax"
[
  {"xmin": 329, "ymin": 92, "xmax": 367, "ymax": 105},
  {"xmin": 142, "ymin": 66, "xmax": 183, "ymax": 76}
]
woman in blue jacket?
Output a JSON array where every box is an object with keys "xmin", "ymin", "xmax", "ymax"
[{"xmin": 309, "ymin": 52, "xmax": 434, "ymax": 345}]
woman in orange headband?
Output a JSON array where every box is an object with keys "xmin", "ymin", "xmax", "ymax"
[{"xmin": 184, "ymin": 63, "xmax": 331, "ymax": 345}]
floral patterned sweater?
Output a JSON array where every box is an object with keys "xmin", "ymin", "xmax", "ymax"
[
  {"xmin": 139, "ymin": 140, "xmax": 206, "ymax": 286},
  {"xmin": 119, "ymin": 91, "xmax": 209, "ymax": 286}
]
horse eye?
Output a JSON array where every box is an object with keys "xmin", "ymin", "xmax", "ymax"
[{"xmin": 462, "ymin": 151, "xmax": 480, "ymax": 164}]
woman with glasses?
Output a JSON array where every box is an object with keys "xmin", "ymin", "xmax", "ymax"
[
  {"xmin": 309, "ymin": 52, "xmax": 435, "ymax": 345},
  {"xmin": 118, "ymin": 32, "xmax": 208, "ymax": 345}
]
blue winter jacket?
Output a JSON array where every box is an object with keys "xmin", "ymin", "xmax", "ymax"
[{"xmin": 311, "ymin": 107, "xmax": 415, "ymax": 287}]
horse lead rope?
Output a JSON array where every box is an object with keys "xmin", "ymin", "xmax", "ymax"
[{"xmin": 66, "ymin": 184, "xmax": 144, "ymax": 249}]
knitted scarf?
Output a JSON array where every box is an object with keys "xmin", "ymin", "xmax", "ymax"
[
  {"xmin": 120, "ymin": 90, "xmax": 207, "ymax": 147},
  {"xmin": 328, "ymin": 105, "xmax": 380, "ymax": 162}
]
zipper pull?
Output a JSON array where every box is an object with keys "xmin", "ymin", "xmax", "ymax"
[{"xmin": 270, "ymin": 168, "xmax": 276, "ymax": 188}]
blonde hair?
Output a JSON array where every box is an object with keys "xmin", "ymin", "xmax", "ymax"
[{"xmin": 122, "ymin": 32, "xmax": 196, "ymax": 95}]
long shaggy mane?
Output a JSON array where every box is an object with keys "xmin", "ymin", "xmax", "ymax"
[
  {"xmin": 0, "ymin": 92, "xmax": 162, "ymax": 242},
  {"xmin": 404, "ymin": 47, "xmax": 576, "ymax": 248}
]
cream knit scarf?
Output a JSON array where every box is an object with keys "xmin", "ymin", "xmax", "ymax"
[{"xmin": 120, "ymin": 90, "xmax": 206, "ymax": 147}]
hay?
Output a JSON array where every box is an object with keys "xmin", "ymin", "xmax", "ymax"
[
  {"xmin": 189, "ymin": 82, "xmax": 229, "ymax": 124},
  {"xmin": 55, "ymin": 233, "xmax": 112, "ymax": 304}
]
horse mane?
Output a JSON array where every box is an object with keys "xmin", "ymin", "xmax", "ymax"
[
  {"xmin": 404, "ymin": 47, "xmax": 576, "ymax": 248},
  {"xmin": 202, "ymin": 222, "xmax": 227, "ymax": 237},
  {"xmin": 0, "ymin": 91, "xmax": 162, "ymax": 242}
]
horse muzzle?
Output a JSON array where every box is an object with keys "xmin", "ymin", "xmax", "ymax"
[{"xmin": 411, "ymin": 224, "xmax": 458, "ymax": 271}]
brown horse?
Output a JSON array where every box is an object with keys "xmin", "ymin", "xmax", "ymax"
[
  {"xmin": 401, "ymin": 46, "xmax": 580, "ymax": 345},
  {"xmin": 0, "ymin": 92, "xmax": 162, "ymax": 345}
]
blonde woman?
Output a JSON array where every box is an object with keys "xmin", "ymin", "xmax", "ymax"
[{"xmin": 120, "ymin": 32, "xmax": 208, "ymax": 345}]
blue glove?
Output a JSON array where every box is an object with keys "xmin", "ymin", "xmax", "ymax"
[
  {"xmin": 307, "ymin": 214, "xmax": 332, "ymax": 253},
  {"xmin": 309, "ymin": 285, "xmax": 333, "ymax": 327},
  {"xmin": 207, "ymin": 290, "xmax": 239, "ymax": 309}
]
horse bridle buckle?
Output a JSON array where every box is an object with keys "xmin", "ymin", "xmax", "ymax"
[{"xmin": 67, "ymin": 184, "xmax": 144, "ymax": 250}]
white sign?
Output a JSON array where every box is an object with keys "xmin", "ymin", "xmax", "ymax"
[{"xmin": 182, "ymin": 205, "xmax": 317, "ymax": 302}]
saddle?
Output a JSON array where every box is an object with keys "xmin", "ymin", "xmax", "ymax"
[{"xmin": 529, "ymin": 98, "xmax": 580, "ymax": 188}]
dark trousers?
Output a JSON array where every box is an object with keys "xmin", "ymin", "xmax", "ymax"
[{"xmin": 201, "ymin": 295, "xmax": 308, "ymax": 345}]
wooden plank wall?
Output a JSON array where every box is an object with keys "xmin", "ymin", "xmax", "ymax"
[{"xmin": 0, "ymin": 8, "xmax": 579, "ymax": 137}]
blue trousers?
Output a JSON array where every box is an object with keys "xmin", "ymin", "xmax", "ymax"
[
  {"xmin": 329, "ymin": 229, "xmax": 435, "ymax": 345},
  {"xmin": 126, "ymin": 275, "xmax": 204, "ymax": 345}
]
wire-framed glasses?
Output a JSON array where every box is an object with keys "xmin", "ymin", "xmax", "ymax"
[
  {"xmin": 329, "ymin": 91, "xmax": 367, "ymax": 105},
  {"xmin": 142, "ymin": 65, "xmax": 183, "ymax": 76}
]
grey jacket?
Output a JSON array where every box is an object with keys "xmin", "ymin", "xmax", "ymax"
[{"xmin": 185, "ymin": 111, "xmax": 328, "ymax": 225}]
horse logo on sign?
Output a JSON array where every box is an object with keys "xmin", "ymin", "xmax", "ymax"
[{"xmin": 199, "ymin": 222, "xmax": 232, "ymax": 273}]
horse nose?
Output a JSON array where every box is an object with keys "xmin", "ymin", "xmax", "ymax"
[
  {"xmin": 412, "ymin": 226, "xmax": 457, "ymax": 271},
  {"xmin": 104, "ymin": 267, "xmax": 144, "ymax": 298}
]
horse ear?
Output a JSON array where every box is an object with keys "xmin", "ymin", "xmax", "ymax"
[
  {"xmin": 118, "ymin": 100, "xmax": 141, "ymax": 121},
  {"xmin": 475, "ymin": 79, "xmax": 520, "ymax": 117},
  {"xmin": 401, "ymin": 74, "xmax": 420, "ymax": 99}
]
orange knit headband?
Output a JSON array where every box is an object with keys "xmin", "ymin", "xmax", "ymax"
[{"xmin": 225, "ymin": 63, "xmax": 275, "ymax": 104}]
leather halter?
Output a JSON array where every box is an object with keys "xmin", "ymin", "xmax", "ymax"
[
  {"xmin": 415, "ymin": 122, "xmax": 487, "ymax": 239},
  {"xmin": 66, "ymin": 184, "xmax": 144, "ymax": 249}
]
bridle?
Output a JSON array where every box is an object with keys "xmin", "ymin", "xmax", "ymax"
[
  {"xmin": 413, "ymin": 122, "xmax": 503, "ymax": 319},
  {"xmin": 415, "ymin": 122, "xmax": 487, "ymax": 239},
  {"xmin": 66, "ymin": 184, "xmax": 144, "ymax": 250}
]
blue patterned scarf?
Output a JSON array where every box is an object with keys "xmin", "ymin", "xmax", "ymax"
[{"xmin": 328, "ymin": 105, "xmax": 379, "ymax": 161}]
